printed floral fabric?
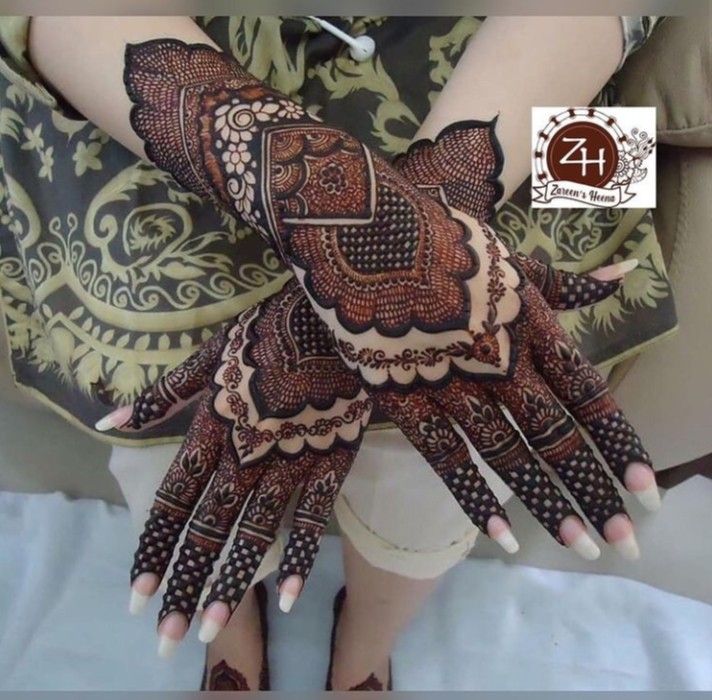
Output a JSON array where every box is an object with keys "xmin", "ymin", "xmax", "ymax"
[{"xmin": 0, "ymin": 16, "xmax": 675, "ymax": 444}]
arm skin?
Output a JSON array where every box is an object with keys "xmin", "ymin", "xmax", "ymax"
[{"xmin": 28, "ymin": 16, "xmax": 623, "ymax": 202}]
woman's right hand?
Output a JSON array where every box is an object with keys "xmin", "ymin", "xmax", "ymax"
[{"xmin": 99, "ymin": 279, "xmax": 371, "ymax": 655}]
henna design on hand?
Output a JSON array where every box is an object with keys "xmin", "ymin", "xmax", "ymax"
[
  {"xmin": 127, "ymin": 281, "xmax": 367, "ymax": 629},
  {"xmin": 392, "ymin": 118, "xmax": 622, "ymax": 311},
  {"xmin": 204, "ymin": 660, "xmax": 250, "ymax": 691},
  {"xmin": 122, "ymin": 39, "xmax": 656, "ymax": 598},
  {"xmin": 125, "ymin": 325, "xmax": 228, "ymax": 430}
]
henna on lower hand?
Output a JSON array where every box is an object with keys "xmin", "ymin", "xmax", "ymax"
[
  {"xmin": 121, "ymin": 39, "xmax": 658, "ymax": 564},
  {"xmin": 120, "ymin": 280, "xmax": 369, "ymax": 657}
]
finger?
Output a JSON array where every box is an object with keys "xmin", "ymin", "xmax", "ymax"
[
  {"xmin": 157, "ymin": 445, "xmax": 262, "ymax": 645},
  {"xmin": 435, "ymin": 378, "xmax": 581, "ymax": 550},
  {"xmin": 373, "ymin": 388, "xmax": 513, "ymax": 549},
  {"xmin": 495, "ymin": 359, "xmax": 638, "ymax": 559},
  {"xmin": 513, "ymin": 252, "xmax": 637, "ymax": 310},
  {"xmin": 277, "ymin": 447, "xmax": 356, "ymax": 612},
  {"xmin": 199, "ymin": 452, "xmax": 309, "ymax": 642},
  {"xmin": 95, "ymin": 324, "xmax": 229, "ymax": 433},
  {"xmin": 130, "ymin": 393, "xmax": 225, "ymax": 598},
  {"xmin": 527, "ymin": 291, "xmax": 659, "ymax": 511}
]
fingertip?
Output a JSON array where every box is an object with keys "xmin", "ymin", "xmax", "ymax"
[
  {"xmin": 559, "ymin": 515, "xmax": 601, "ymax": 561},
  {"xmin": 198, "ymin": 601, "xmax": 229, "ymax": 643},
  {"xmin": 624, "ymin": 462, "xmax": 661, "ymax": 512},
  {"xmin": 590, "ymin": 258, "xmax": 639, "ymax": 282},
  {"xmin": 157, "ymin": 612, "xmax": 188, "ymax": 658},
  {"xmin": 95, "ymin": 404, "xmax": 132, "ymax": 432},
  {"xmin": 132, "ymin": 572, "xmax": 160, "ymax": 596},
  {"xmin": 486, "ymin": 514, "xmax": 519, "ymax": 554},
  {"xmin": 604, "ymin": 513, "xmax": 640, "ymax": 560},
  {"xmin": 129, "ymin": 589, "xmax": 149, "ymax": 616},
  {"xmin": 278, "ymin": 575, "xmax": 303, "ymax": 613}
]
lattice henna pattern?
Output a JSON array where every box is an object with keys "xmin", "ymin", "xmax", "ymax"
[{"xmin": 123, "ymin": 40, "xmax": 656, "ymax": 628}]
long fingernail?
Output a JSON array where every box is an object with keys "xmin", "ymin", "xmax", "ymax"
[
  {"xmin": 157, "ymin": 635, "xmax": 179, "ymax": 659},
  {"xmin": 129, "ymin": 589, "xmax": 149, "ymax": 616},
  {"xmin": 279, "ymin": 589, "xmax": 298, "ymax": 613},
  {"xmin": 612, "ymin": 531, "xmax": 640, "ymax": 561},
  {"xmin": 633, "ymin": 483, "xmax": 661, "ymax": 512},
  {"xmin": 95, "ymin": 405, "xmax": 131, "ymax": 432},
  {"xmin": 198, "ymin": 616, "xmax": 223, "ymax": 644},
  {"xmin": 493, "ymin": 528, "xmax": 520, "ymax": 554},
  {"xmin": 571, "ymin": 531, "xmax": 601, "ymax": 561},
  {"xmin": 486, "ymin": 515, "xmax": 519, "ymax": 554},
  {"xmin": 591, "ymin": 259, "xmax": 639, "ymax": 282}
]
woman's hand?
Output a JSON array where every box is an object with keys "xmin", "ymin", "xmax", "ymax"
[
  {"xmin": 102, "ymin": 279, "xmax": 370, "ymax": 654},
  {"xmin": 98, "ymin": 257, "xmax": 633, "ymax": 652}
]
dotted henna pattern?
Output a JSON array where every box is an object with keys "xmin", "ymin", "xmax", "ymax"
[{"xmin": 123, "ymin": 39, "xmax": 655, "ymax": 624}]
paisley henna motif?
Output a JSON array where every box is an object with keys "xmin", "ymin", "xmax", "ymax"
[
  {"xmin": 122, "ymin": 39, "xmax": 656, "ymax": 627},
  {"xmin": 127, "ymin": 282, "xmax": 367, "ymax": 627}
]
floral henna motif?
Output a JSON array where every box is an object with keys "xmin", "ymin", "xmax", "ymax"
[
  {"xmin": 213, "ymin": 280, "xmax": 371, "ymax": 465},
  {"xmin": 125, "ymin": 325, "xmax": 228, "ymax": 430},
  {"xmin": 124, "ymin": 39, "xmax": 654, "ymax": 567}
]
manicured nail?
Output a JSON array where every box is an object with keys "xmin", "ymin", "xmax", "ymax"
[
  {"xmin": 95, "ymin": 405, "xmax": 131, "ymax": 432},
  {"xmin": 129, "ymin": 589, "xmax": 149, "ymax": 616},
  {"xmin": 624, "ymin": 462, "xmax": 660, "ymax": 512},
  {"xmin": 198, "ymin": 602, "xmax": 229, "ymax": 643},
  {"xmin": 571, "ymin": 531, "xmax": 601, "ymax": 561},
  {"xmin": 157, "ymin": 634, "xmax": 179, "ymax": 659},
  {"xmin": 279, "ymin": 589, "xmax": 298, "ymax": 613},
  {"xmin": 633, "ymin": 483, "xmax": 661, "ymax": 512},
  {"xmin": 612, "ymin": 531, "xmax": 640, "ymax": 561},
  {"xmin": 591, "ymin": 258, "xmax": 639, "ymax": 282},
  {"xmin": 486, "ymin": 515, "xmax": 518, "ymax": 554},
  {"xmin": 278, "ymin": 574, "xmax": 302, "ymax": 614},
  {"xmin": 493, "ymin": 528, "xmax": 520, "ymax": 554},
  {"xmin": 198, "ymin": 616, "xmax": 223, "ymax": 644}
]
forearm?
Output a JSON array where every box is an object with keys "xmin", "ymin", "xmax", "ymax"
[
  {"xmin": 28, "ymin": 16, "xmax": 624, "ymax": 356},
  {"xmin": 30, "ymin": 16, "xmax": 623, "ymax": 209},
  {"xmin": 416, "ymin": 16, "xmax": 624, "ymax": 202}
]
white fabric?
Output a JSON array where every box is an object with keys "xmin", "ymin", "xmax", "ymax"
[{"xmin": 0, "ymin": 491, "xmax": 711, "ymax": 691}]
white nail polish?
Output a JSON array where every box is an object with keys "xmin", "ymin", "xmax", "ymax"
[
  {"xmin": 613, "ymin": 532, "xmax": 640, "ymax": 561},
  {"xmin": 129, "ymin": 589, "xmax": 149, "ymax": 616},
  {"xmin": 494, "ymin": 528, "xmax": 520, "ymax": 554},
  {"xmin": 571, "ymin": 531, "xmax": 601, "ymax": 561},
  {"xmin": 95, "ymin": 413, "xmax": 119, "ymax": 432},
  {"xmin": 279, "ymin": 590, "xmax": 297, "ymax": 614},
  {"xmin": 634, "ymin": 483, "xmax": 661, "ymax": 512},
  {"xmin": 198, "ymin": 617, "xmax": 223, "ymax": 644},
  {"xmin": 157, "ymin": 635, "xmax": 179, "ymax": 659}
]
